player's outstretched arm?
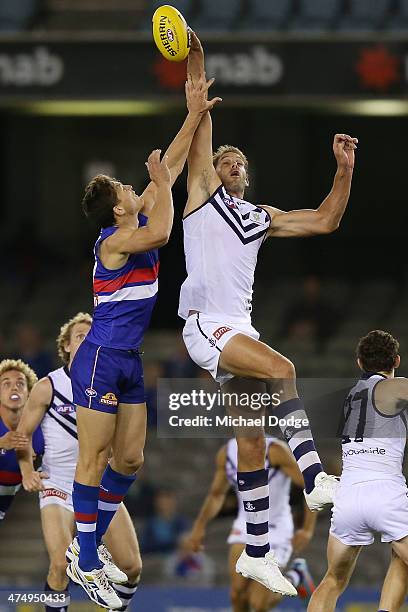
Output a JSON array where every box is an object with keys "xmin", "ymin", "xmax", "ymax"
[
  {"xmin": 265, "ymin": 134, "xmax": 357, "ymax": 238},
  {"xmin": 188, "ymin": 31, "xmax": 205, "ymax": 84},
  {"xmin": 105, "ymin": 149, "xmax": 172, "ymax": 257},
  {"xmin": 187, "ymin": 446, "xmax": 230, "ymax": 552},
  {"xmin": 269, "ymin": 441, "xmax": 317, "ymax": 553},
  {"xmin": 17, "ymin": 377, "xmax": 51, "ymax": 492},
  {"xmin": 140, "ymin": 74, "xmax": 221, "ymax": 215}
]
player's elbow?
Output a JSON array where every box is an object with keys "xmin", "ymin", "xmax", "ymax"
[
  {"xmin": 317, "ymin": 217, "xmax": 340, "ymax": 235},
  {"xmin": 151, "ymin": 229, "xmax": 171, "ymax": 248}
]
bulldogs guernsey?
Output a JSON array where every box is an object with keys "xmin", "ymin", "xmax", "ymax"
[
  {"xmin": 87, "ymin": 213, "xmax": 159, "ymax": 350},
  {"xmin": 179, "ymin": 185, "xmax": 270, "ymax": 323},
  {"xmin": 0, "ymin": 419, "xmax": 44, "ymax": 520},
  {"xmin": 41, "ymin": 366, "xmax": 78, "ymax": 495}
]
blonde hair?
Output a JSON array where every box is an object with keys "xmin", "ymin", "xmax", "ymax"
[
  {"xmin": 57, "ymin": 312, "xmax": 92, "ymax": 365},
  {"xmin": 213, "ymin": 145, "xmax": 248, "ymax": 170},
  {"xmin": 0, "ymin": 359, "xmax": 38, "ymax": 392}
]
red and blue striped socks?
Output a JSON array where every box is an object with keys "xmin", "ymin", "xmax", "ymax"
[
  {"xmin": 96, "ymin": 465, "xmax": 136, "ymax": 546},
  {"xmin": 72, "ymin": 481, "xmax": 102, "ymax": 571}
]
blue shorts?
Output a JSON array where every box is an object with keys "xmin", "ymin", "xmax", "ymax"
[{"xmin": 71, "ymin": 339, "xmax": 145, "ymax": 414}]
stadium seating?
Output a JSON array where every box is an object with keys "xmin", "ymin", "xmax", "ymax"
[
  {"xmin": 338, "ymin": 0, "xmax": 393, "ymax": 31},
  {"xmin": 387, "ymin": 0, "xmax": 408, "ymax": 31},
  {"xmin": 290, "ymin": 0, "xmax": 342, "ymax": 32},
  {"xmin": 242, "ymin": 0, "xmax": 294, "ymax": 31},
  {"xmin": 0, "ymin": 0, "xmax": 38, "ymax": 32},
  {"xmin": 191, "ymin": 0, "xmax": 243, "ymax": 32}
]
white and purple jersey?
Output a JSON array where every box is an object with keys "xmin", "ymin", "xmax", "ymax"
[{"xmin": 87, "ymin": 214, "xmax": 159, "ymax": 350}]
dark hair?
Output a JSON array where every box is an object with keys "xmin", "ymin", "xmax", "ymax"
[
  {"xmin": 356, "ymin": 330, "xmax": 399, "ymax": 373},
  {"xmin": 82, "ymin": 174, "xmax": 118, "ymax": 228}
]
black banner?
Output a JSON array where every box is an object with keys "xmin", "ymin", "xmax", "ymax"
[{"xmin": 0, "ymin": 38, "xmax": 407, "ymax": 101}]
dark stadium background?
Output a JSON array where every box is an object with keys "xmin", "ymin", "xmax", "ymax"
[{"xmin": 1, "ymin": 1, "xmax": 408, "ymax": 610}]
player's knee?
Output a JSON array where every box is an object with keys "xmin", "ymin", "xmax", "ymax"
[
  {"xmin": 230, "ymin": 585, "xmax": 247, "ymax": 606},
  {"xmin": 325, "ymin": 568, "xmax": 349, "ymax": 592},
  {"xmin": 248, "ymin": 593, "xmax": 270, "ymax": 612},
  {"xmin": 264, "ymin": 356, "xmax": 296, "ymax": 380},
  {"xmin": 121, "ymin": 557, "xmax": 142, "ymax": 583},
  {"xmin": 49, "ymin": 558, "xmax": 68, "ymax": 586},
  {"xmin": 114, "ymin": 450, "xmax": 144, "ymax": 475}
]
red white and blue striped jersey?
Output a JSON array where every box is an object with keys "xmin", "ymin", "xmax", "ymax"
[
  {"xmin": 86, "ymin": 214, "xmax": 159, "ymax": 350},
  {"xmin": 0, "ymin": 417, "xmax": 44, "ymax": 519}
]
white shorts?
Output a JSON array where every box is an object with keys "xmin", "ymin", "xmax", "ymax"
[
  {"xmin": 182, "ymin": 313, "xmax": 260, "ymax": 385},
  {"xmin": 330, "ymin": 479, "xmax": 408, "ymax": 546},
  {"xmin": 227, "ymin": 518, "xmax": 293, "ymax": 568},
  {"xmin": 39, "ymin": 482, "xmax": 73, "ymax": 513}
]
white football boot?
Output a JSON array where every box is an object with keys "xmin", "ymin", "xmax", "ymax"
[
  {"xmin": 66, "ymin": 556, "xmax": 122, "ymax": 610},
  {"xmin": 304, "ymin": 472, "xmax": 339, "ymax": 511},
  {"xmin": 236, "ymin": 550, "xmax": 297, "ymax": 596},
  {"xmin": 66, "ymin": 537, "xmax": 127, "ymax": 584}
]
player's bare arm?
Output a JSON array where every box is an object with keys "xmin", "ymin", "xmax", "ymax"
[
  {"xmin": 17, "ymin": 377, "xmax": 51, "ymax": 492},
  {"xmin": 100, "ymin": 149, "xmax": 172, "ymax": 270},
  {"xmin": 188, "ymin": 445, "xmax": 230, "ymax": 552},
  {"xmin": 141, "ymin": 73, "xmax": 222, "ymax": 214},
  {"xmin": 264, "ymin": 134, "xmax": 357, "ymax": 238},
  {"xmin": 373, "ymin": 377, "xmax": 408, "ymax": 416},
  {"xmin": 269, "ymin": 441, "xmax": 316, "ymax": 553},
  {"xmin": 185, "ymin": 33, "xmax": 222, "ymax": 217}
]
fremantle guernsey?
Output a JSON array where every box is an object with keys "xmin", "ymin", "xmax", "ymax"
[
  {"xmin": 0, "ymin": 417, "xmax": 44, "ymax": 520},
  {"xmin": 340, "ymin": 373, "xmax": 407, "ymax": 484},
  {"xmin": 41, "ymin": 366, "xmax": 78, "ymax": 494},
  {"xmin": 226, "ymin": 438, "xmax": 292, "ymax": 529},
  {"xmin": 87, "ymin": 213, "xmax": 159, "ymax": 350},
  {"xmin": 179, "ymin": 185, "xmax": 270, "ymax": 323}
]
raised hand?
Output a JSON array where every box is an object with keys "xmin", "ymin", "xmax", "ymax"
[
  {"xmin": 145, "ymin": 149, "xmax": 171, "ymax": 186},
  {"xmin": 333, "ymin": 134, "xmax": 358, "ymax": 171},
  {"xmin": 0, "ymin": 431, "xmax": 29, "ymax": 451},
  {"xmin": 185, "ymin": 74, "xmax": 222, "ymax": 115}
]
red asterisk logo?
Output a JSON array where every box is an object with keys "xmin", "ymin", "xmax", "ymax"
[
  {"xmin": 356, "ymin": 45, "xmax": 400, "ymax": 91},
  {"xmin": 153, "ymin": 56, "xmax": 187, "ymax": 90}
]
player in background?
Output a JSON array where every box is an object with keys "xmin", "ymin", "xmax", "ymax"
[
  {"xmin": 67, "ymin": 78, "xmax": 222, "ymax": 609},
  {"xmin": 181, "ymin": 32, "xmax": 356, "ymax": 595},
  {"xmin": 308, "ymin": 330, "xmax": 408, "ymax": 612},
  {"xmin": 17, "ymin": 313, "xmax": 142, "ymax": 612},
  {"xmin": 188, "ymin": 438, "xmax": 316, "ymax": 612},
  {"xmin": 0, "ymin": 359, "xmax": 44, "ymax": 520}
]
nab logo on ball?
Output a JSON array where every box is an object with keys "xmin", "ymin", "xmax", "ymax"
[{"xmin": 152, "ymin": 5, "xmax": 191, "ymax": 63}]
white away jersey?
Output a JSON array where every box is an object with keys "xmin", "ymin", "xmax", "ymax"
[
  {"xmin": 340, "ymin": 374, "xmax": 406, "ymax": 485},
  {"xmin": 178, "ymin": 185, "xmax": 271, "ymax": 322},
  {"xmin": 225, "ymin": 437, "xmax": 293, "ymax": 529},
  {"xmin": 41, "ymin": 366, "xmax": 78, "ymax": 493}
]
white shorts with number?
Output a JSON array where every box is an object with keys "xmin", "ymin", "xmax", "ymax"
[
  {"xmin": 228, "ymin": 517, "xmax": 293, "ymax": 568},
  {"xmin": 330, "ymin": 478, "xmax": 408, "ymax": 546},
  {"xmin": 39, "ymin": 481, "xmax": 73, "ymax": 513},
  {"xmin": 182, "ymin": 313, "xmax": 260, "ymax": 385}
]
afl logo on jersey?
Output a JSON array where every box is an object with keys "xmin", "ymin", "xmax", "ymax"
[
  {"xmin": 56, "ymin": 403, "xmax": 75, "ymax": 415},
  {"xmin": 85, "ymin": 387, "xmax": 97, "ymax": 398}
]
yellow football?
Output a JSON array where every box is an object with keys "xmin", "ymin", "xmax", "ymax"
[{"xmin": 152, "ymin": 5, "xmax": 191, "ymax": 62}]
